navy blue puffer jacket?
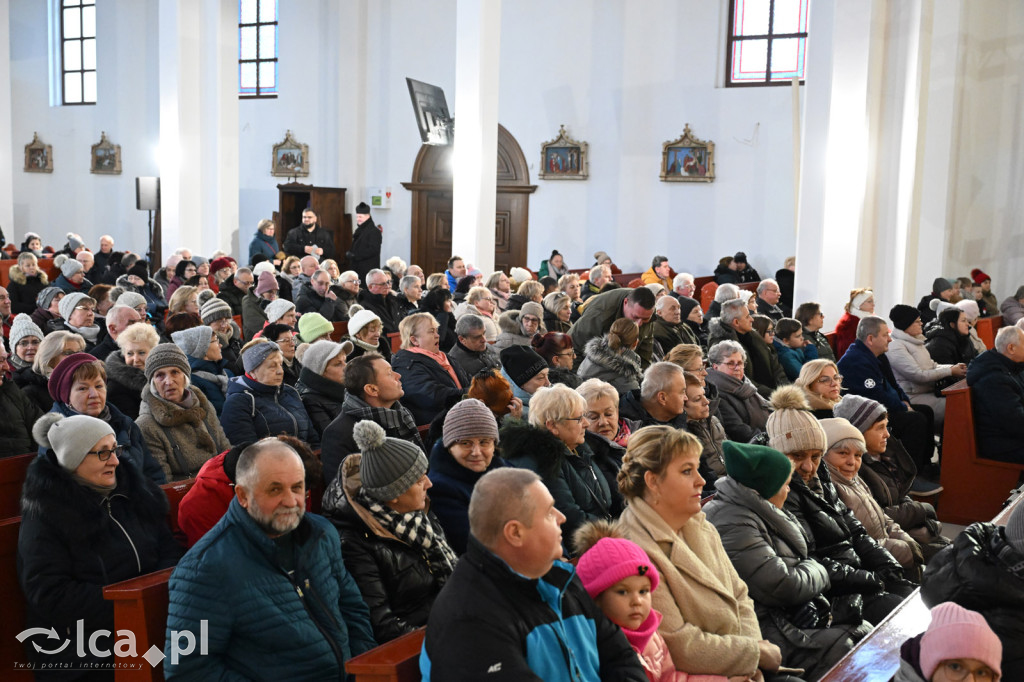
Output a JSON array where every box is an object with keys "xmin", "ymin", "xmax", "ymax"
[{"xmin": 219, "ymin": 375, "xmax": 315, "ymax": 446}]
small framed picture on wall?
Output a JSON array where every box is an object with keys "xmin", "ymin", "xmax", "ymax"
[
  {"xmin": 24, "ymin": 133, "xmax": 53, "ymax": 173},
  {"xmin": 661, "ymin": 124, "xmax": 715, "ymax": 183}
]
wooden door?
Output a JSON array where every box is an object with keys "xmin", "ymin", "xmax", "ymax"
[{"xmin": 403, "ymin": 125, "xmax": 536, "ymax": 274}]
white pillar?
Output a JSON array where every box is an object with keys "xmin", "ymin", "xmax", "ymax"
[
  {"xmin": 0, "ymin": 0, "xmax": 13, "ymax": 235},
  {"xmin": 452, "ymin": 0, "xmax": 501, "ymax": 274},
  {"xmin": 158, "ymin": 0, "xmax": 238, "ymax": 259},
  {"xmin": 795, "ymin": 0, "xmax": 875, "ymax": 320}
]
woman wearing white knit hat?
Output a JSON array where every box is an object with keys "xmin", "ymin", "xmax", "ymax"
[{"xmin": 345, "ymin": 307, "xmax": 392, "ymax": 361}]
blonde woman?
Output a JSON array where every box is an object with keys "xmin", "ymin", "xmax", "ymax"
[
  {"xmin": 617, "ymin": 426, "xmax": 782, "ymax": 678},
  {"xmin": 167, "ymin": 285, "xmax": 200, "ymax": 316},
  {"xmin": 389, "ymin": 313, "xmax": 468, "ymax": 424},
  {"xmin": 795, "ymin": 359, "xmax": 843, "ymax": 418},
  {"xmin": 577, "ymin": 318, "xmax": 643, "ymax": 395}
]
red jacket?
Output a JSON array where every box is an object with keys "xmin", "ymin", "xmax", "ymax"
[
  {"xmin": 833, "ymin": 311, "xmax": 860, "ymax": 359},
  {"xmin": 178, "ymin": 452, "xmax": 234, "ymax": 547}
]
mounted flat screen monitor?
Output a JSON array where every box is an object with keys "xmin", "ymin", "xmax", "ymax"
[{"xmin": 407, "ymin": 77, "xmax": 453, "ymax": 145}]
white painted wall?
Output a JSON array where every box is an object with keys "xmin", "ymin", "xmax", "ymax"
[
  {"xmin": 9, "ymin": 0, "xmax": 159, "ymax": 257},
  {"xmin": 6, "ymin": 0, "xmax": 1020, "ymax": 295}
]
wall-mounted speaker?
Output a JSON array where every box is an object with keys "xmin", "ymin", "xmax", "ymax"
[{"xmin": 136, "ymin": 177, "xmax": 160, "ymax": 211}]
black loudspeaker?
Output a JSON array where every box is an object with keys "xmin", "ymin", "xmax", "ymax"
[{"xmin": 136, "ymin": 177, "xmax": 160, "ymax": 211}]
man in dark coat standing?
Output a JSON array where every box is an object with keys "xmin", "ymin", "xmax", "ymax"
[
  {"xmin": 282, "ymin": 209, "xmax": 335, "ymax": 260},
  {"xmin": 347, "ymin": 202, "xmax": 382, "ymax": 282}
]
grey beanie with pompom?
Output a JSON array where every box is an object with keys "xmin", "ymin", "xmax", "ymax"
[
  {"xmin": 33, "ymin": 413, "xmax": 115, "ymax": 472},
  {"xmin": 352, "ymin": 420, "xmax": 428, "ymax": 502}
]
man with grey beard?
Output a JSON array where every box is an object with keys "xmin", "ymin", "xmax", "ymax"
[{"xmin": 164, "ymin": 438, "xmax": 375, "ymax": 679}]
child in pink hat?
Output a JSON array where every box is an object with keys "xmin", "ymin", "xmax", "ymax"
[
  {"xmin": 894, "ymin": 601, "xmax": 1002, "ymax": 681},
  {"xmin": 575, "ymin": 522, "xmax": 728, "ymax": 682}
]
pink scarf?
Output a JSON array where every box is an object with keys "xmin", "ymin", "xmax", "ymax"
[
  {"xmin": 407, "ymin": 347, "xmax": 462, "ymax": 388},
  {"xmin": 622, "ymin": 608, "xmax": 662, "ymax": 654}
]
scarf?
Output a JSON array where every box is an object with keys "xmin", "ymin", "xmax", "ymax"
[
  {"xmin": 355, "ymin": 489, "xmax": 458, "ymax": 577},
  {"xmin": 622, "ymin": 608, "xmax": 663, "ymax": 655},
  {"xmin": 68, "ymin": 323, "xmax": 101, "ymax": 343},
  {"xmin": 10, "ymin": 354, "xmax": 30, "ymax": 370},
  {"xmin": 407, "ymin": 347, "xmax": 461, "ymax": 388},
  {"xmin": 351, "ymin": 335, "xmax": 379, "ymax": 353},
  {"xmin": 342, "ymin": 394, "xmax": 420, "ymax": 444}
]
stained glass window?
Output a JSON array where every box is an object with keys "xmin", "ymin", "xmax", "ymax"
[
  {"xmin": 239, "ymin": 0, "xmax": 278, "ymax": 98},
  {"xmin": 60, "ymin": 0, "xmax": 97, "ymax": 105},
  {"xmin": 727, "ymin": 0, "xmax": 809, "ymax": 86}
]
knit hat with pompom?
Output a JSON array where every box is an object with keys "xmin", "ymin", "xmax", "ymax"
[{"xmin": 352, "ymin": 420, "xmax": 427, "ymax": 502}]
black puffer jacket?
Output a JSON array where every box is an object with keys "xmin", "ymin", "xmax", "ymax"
[
  {"xmin": 17, "ymin": 452, "xmax": 182, "ymax": 674},
  {"xmin": 390, "ymin": 349, "xmax": 468, "ymax": 425},
  {"xmin": 6, "ymin": 265, "xmax": 49, "ymax": 315},
  {"xmin": 925, "ymin": 325, "xmax": 977, "ymax": 366},
  {"xmin": 965, "ymin": 348, "xmax": 1024, "ymax": 462},
  {"xmin": 12, "ymin": 365, "xmax": 53, "ymax": 415},
  {"xmin": 296, "ymin": 366, "xmax": 347, "ymax": 440},
  {"xmin": 104, "ymin": 350, "xmax": 147, "ymax": 420},
  {"xmin": 500, "ymin": 420, "xmax": 619, "ymax": 551},
  {"xmin": 920, "ymin": 522, "xmax": 1024, "ymax": 681},
  {"xmin": 0, "ymin": 379, "xmax": 44, "ymax": 455},
  {"xmin": 784, "ymin": 466, "xmax": 913, "ymax": 623},
  {"xmin": 705, "ymin": 477, "xmax": 871, "ymax": 679},
  {"xmin": 322, "ymin": 454, "xmax": 450, "ymax": 644}
]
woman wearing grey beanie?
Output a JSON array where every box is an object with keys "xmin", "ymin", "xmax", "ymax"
[
  {"xmin": 18, "ymin": 412, "xmax": 182, "ymax": 673},
  {"xmin": 322, "ymin": 420, "xmax": 457, "ymax": 644},
  {"xmin": 136, "ymin": 344, "xmax": 231, "ymax": 481}
]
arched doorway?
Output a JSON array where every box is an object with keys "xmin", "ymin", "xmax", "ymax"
[{"xmin": 402, "ymin": 125, "xmax": 537, "ymax": 274}]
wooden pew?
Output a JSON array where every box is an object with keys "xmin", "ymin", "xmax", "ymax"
[
  {"xmin": 824, "ymin": 331, "xmax": 838, "ymax": 356},
  {"xmin": 0, "ymin": 516, "xmax": 33, "ymax": 679},
  {"xmin": 103, "ymin": 568, "xmax": 174, "ymax": 682},
  {"xmin": 626, "ymin": 278, "xmax": 643, "ymax": 288},
  {"xmin": 0, "ymin": 453, "xmax": 36, "ymax": 519},
  {"xmin": 699, "ymin": 282, "xmax": 718, "ymax": 313},
  {"xmin": 974, "ymin": 314, "xmax": 1002, "ymax": 350},
  {"xmin": 346, "ymin": 627, "xmax": 425, "ymax": 682},
  {"xmin": 388, "ymin": 332, "xmax": 402, "ymax": 354},
  {"xmin": 612, "ymin": 272, "xmax": 642, "ymax": 287},
  {"xmin": 939, "ymin": 379, "xmax": 1024, "ymax": 524},
  {"xmin": 0, "ymin": 258, "xmax": 59, "ymax": 288},
  {"xmin": 160, "ymin": 479, "xmax": 196, "ymax": 544},
  {"xmin": 818, "ymin": 590, "xmax": 931, "ymax": 681},
  {"xmin": 330, "ymin": 320, "xmax": 349, "ymax": 342}
]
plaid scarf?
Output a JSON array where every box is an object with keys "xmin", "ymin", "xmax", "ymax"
[
  {"xmin": 341, "ymin": 393, "xmax": 421, "ymax": 446},
  {"xmin": 356, "ymin": 490, "xmax": 457, "ymax": 577}
]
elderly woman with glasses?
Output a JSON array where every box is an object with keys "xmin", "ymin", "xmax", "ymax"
[
  {"xmin": 529, "ymin": 331, "xmax": 580, "ymax": 388},
  {"xmin": 794, "ymin": 359, "xmax": 843, "ymax": 419},
  {"xmin": 500, "ymin": 384, "xmax": 622, "ymax": 550},
  {"xmin": 47, "ymin": 292, "xmax": 105, "ymax": 352},
  {"xmin": 705, "ymin": 340, "xmax": 772, "ymax": 443},
  {"xmin": 541, "ymin": 291, "xmax": 573, "ymax": 334},
  {"xmin": 18, "ymin": 412, "xmax": 182, "ymax": 673},
  {"xmin": 493, "ymin": 302, "xmax": 546, "ymax": 351},
  {"xmin": 16, "ymin": 330, "xmax": 85, "ymax": 414}
]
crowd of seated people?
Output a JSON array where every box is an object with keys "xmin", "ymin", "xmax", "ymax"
[{"xmin": 4, "ymin": 226, "xmax": 1022, "ymax": 681}]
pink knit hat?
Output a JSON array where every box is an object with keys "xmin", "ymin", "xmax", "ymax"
[
  {"xmin": 920, "ymin": 602, "xmax": 1002, "ymax": 679},
  {"xmin": 576, "ymin": 537, "xmax": 659, "ymax": 599}
]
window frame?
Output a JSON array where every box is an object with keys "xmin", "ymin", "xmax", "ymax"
[
  {"xmin": 725, "ymin": 0, "xmax": 809, "ymax": 88},
  {"xmin": 238, "ymin": 0, "xmax": 279, "ymax": 99},
  {"xmin": 59, "ymin": 0, "xmax": 97, "ymax": 106}
]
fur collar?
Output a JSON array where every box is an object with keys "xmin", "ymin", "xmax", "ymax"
[
  {"xmin": 20, "ymin": 451, "xmax": 167, "ymax": 543},
  {"xmin": 105, "ymin": 351, "xmax": 148, "ymax": 394},
  {"xmin": 7, "ymin": 265, "xmax": 48, "ymax": 286},
  {"xmin": 115, "ymin": 273, "xmax": 165, "ymax": 299},
  {"xmin": 498, "ymin": 420, "xmax": 568, "ymax": 479},
  {"xmin": 582, "ymin": 337, "xmax": 643, "ymax": 380}
]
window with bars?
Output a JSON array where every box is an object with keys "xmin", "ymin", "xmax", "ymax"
[
  {"xmin": 239, "ymin": 0, "xmax": 278, "ymax": 98},
  {"xmin": 727, "ymin": 0, "xmax": 809, "ymax": 87},
  {"xmin": 60, "ymin": 0, "xmax": 97, "ymax": 105}
]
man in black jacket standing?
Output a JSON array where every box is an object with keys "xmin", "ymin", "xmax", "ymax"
[
  {"xmin": 347, "ymin": 202, "xmax": 382, "ymax": 282},
  {"xmin": 282, "ymin": 209, "xmax": 335, "ymax": 260}
]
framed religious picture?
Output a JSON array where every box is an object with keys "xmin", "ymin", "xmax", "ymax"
[
  {"xmin": 24, "ymin": 133, "xmax": 53, "ymax": 173},
  {"xmin": 661, "ymin": 124, "xmax": 715, "ymax": 183},
  {"xmin": 90, "ymin": 132, "xmax": 122, "ymax": 175},
  {"xmin": 539, "ymin": 125, "xmax": 588, "ymax": 180},
  {"xmin": 271, "ymin": 130, "xmax": 310, "ymax": 177}
]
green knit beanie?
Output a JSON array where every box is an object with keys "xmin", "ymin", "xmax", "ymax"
[{"xmin": 722, "ymin": 441, "xmax": 794, "ymax": 500}]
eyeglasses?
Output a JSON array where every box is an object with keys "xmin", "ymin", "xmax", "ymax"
[
  {"xmin": 369, "ymin": 281, "xmax": 389, "ymax": 288},
  {"xmin": 816, "ymin": 374, "xmax": 843, "ymax": 385},
  {"xmin": 521, "ymin": 316, "xmax": 540, "ymax": 324},
  {"xmin": 237, "ymin": 279, "xmax": 254, "ymax": 287},
  {"xmin": 556, "ymin": 350, "xmax": 576, "ymax": 358},
  {"xmin": 940, "ymin": 660, "xmax": 997, "ymax": 681},
  {"xmin": 276, "ymin": 335, "xmax": 296, "ymax": 346},
  {"xmin": 16, "ymin": 338, "xmax": 41, "ymax": 347},
  {"xmin": 559, "ymin": 415, "xmax": 587, "ymax": 424},
  {"xmin": 74, "ymin": 305, "xmax": 96, "ymax": 312},
  {"xmin": 86, "ymin": 444, "xmax": 126, "ymax": 461},
  {"xmin": 717, "ymin": 361, "xmax": 745, "ymax": 369}
]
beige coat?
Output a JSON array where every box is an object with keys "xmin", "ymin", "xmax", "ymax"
[
  {"xmin": 826, "ymin": 462, "xmax": 918, "ymax": 569},
  {"xmin": 617, "ymin": 497, "xmax": 761, "ymax": 677},
  {"xmin": 137, "ymin": 385, "xmax": 231, "ymax": 481}
]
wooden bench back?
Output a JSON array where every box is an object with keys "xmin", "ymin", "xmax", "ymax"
[
  {"xmin": 0, "ymin": 454, "xmax": 36, "ymax": 520},
  {"xmin": 330, "ymin": 321, "xmax": 349, "ymax": 342},
  {"xmin": 940, "ymin": 380, "xmax": 1024, "ymax": 524},
  {"xmin": 974, "ymin": 314, "xmax": 1002, "ymax": 350},
  {"xmin": 0, "ymin": 516, "xmax": 32, "ymax": 678},
  {"xmin": 389, "ymin": 332, "xmax": 402, "ymax": 354},
  {"xmin": 0, "ymin": 259, "xmax": 60, "ymax": 288},
  {"xmin": 346, "ymin": 627, "xmax": 425, "ymax": 682},
  {"xmin": 103, "ymin": 568, "xmax": 174, "ymax": 681},
  {"xmin": 699, "ymin": 281, "xmax": 718, "ymax": 313}
]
